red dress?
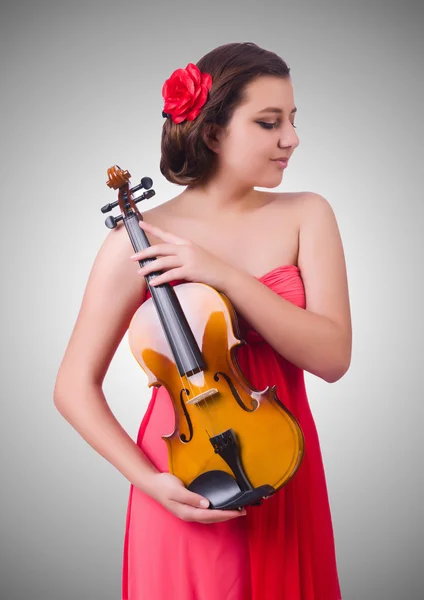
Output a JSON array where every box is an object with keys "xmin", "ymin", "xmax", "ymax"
[{"xmin": 122, "ymin": 265, "xmax": 342, "ymax": 599}]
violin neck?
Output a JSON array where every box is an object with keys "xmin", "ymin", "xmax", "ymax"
[{"xmin": 124, "ymin": 212, "xmax": 205, "ymax": 377}]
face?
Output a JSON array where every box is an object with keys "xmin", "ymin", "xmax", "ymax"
[{"xmin": 212, "ymin": 76, "xmax": 300, "ymax": 188}]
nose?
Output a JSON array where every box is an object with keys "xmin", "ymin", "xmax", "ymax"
[{"xmin": 278, "ymin": 123, "xmax": 300, "ymax": 151}]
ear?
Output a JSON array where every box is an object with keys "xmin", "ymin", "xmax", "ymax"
[{"xmin": 202, "ymin": 124, "xmax": 224, "ymax": 153}]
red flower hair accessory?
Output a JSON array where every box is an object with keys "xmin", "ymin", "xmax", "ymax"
[{"xmin": 162, "ymin": 63, "xmax": 212, "ymax": 124}]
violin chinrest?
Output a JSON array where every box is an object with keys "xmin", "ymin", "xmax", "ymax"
[{"xmin": 187, "ymin": 469, "xmax": 275, "ymax": 510}]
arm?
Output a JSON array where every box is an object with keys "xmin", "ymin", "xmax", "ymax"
[
  {"xmin": 220, "ymin": 193, "xmax": 352, "ymax": 383},
  {"xmin": 53, "ymin": 224, "xmax": 160, "ymax": 495}
]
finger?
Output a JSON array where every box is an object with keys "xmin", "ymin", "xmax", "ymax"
[
  {"xmin": 189, "ymin": 508, "xmax": 247, "ymax": 523},
  {"xmin": 131, "ymin": 243, "xmax": 177, "ymax": 261},
  {"xmin": 174, "ymin": 489, "xmax": 211, "ymax": 509},
  {"xmin": 172, "ymin": 490, "xmax": 246, "ymax": 517},
  {"xmin": 137, "ymin": 256, "xmax": 180, "ymax": 276},
  {"xmin": 138, "ymin": 220, "xmax": 188, "ymax": 245},
  {"xmin": 150, "ymin": 268, "xmax": 184, "ymax": 286},
  {"xmin": 204, "ymin": 508, "xmax": 247, "ymax": 519},
  {"xmin": 212, "ymin": 508, "xmax": 247, "ymax": 517}
]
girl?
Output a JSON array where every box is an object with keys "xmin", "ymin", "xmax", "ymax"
[{"xmin": 54, "ymin": 42, "xmax": 351, "ymax": 599}]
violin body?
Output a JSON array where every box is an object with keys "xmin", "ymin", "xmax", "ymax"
[
  {"xmin": 103, "ymin": 165, "xmax": 304, "ymax": 510},
  {"xmin": 128, "ymin": 281, "xmax": 304, "ymax": 509}
]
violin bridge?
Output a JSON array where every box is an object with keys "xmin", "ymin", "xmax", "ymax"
[{"xmin": 185, "ymin": 388, "xmax": 219, "ymax": 405}]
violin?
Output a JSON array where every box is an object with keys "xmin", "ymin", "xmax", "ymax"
[{"xmin": 103, "ymin": 165, "xmax": 305, "ymax": 510}]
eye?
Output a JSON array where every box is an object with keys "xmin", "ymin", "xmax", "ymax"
[
  {"xmin": 257, "ymin": 121, "xmax": 297, "ymax": 129},
  {"xmin": 257, "ymin": 121, "xmax": 278, "ymax": 129}
]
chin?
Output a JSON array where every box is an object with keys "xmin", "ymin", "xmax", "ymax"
[{"xmin": 255, "ymin": 175, "xmax": 283, "ymax": 189}]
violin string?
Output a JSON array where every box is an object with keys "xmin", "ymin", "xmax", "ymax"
[
  {"xmin": 154, "ymin": 278, "xmax": 227, "ymax": 439},
  {"xmin": 147, "ymin": 256, "xmax": 231, "ymax": 438},
  {"xmin": 148, "ymin": 275, "xmax": 222, "ymax": 439},
  {"xmin": 131, "ymin": 218, "xmax": 222, "ymax": 440}
]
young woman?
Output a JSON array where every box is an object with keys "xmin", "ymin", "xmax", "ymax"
[{"xmin": 54, "ymin": 42, "xmax": 351, "ymax": 599}]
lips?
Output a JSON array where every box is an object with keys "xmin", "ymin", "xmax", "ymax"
[{"xmin": 272, "ymin": 157, "xmax": 289, "ymax": 169}]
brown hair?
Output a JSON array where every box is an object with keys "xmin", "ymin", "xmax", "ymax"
[{"xmin": 159, "ymin": 42, "xmax": 291, "ymax": 188}]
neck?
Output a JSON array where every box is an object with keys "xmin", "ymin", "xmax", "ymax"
[{"xmin": 178, "ymin": 178, "xmax": 268, "ymax": 219}]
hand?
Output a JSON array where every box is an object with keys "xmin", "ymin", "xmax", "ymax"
[
  {"xmin": 145, "ymin": 472, "xmax": 247, "ymax": 524},
  {"xmin": 130, "ymin": 220, "xmax": 234, "ymax": 289}
]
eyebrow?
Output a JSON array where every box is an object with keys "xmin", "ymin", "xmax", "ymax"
[{"xmin": 257, "ymin": 107, "xmax": 297, "ymax": 114}]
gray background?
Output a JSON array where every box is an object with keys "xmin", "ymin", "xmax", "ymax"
[{"xmin": 1, "ymin": 0, "xmax": 423, "ymax": 598}]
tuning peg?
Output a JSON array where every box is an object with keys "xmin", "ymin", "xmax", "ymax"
[
  {"xmin": 102, "ymin": 183, "xmax": 155, "ymax": 215},
  {"xmin": 101, "ymin": 201, "xmax": 117, "ymax": 213},
  {"xmin": 141, "ymin": 177, "xmax": 153, "ymax": 189},
  {"xmin": 105, "ymin": 214, "xmax": 123, "ymax": 229},
  {"xmin": 140, "ymin": 189, "xmax": 155, "ymax": 200},
  {"xmin": 130, "ymin": 189, "xmax": 156, "ymax": 205},
  {"xmin": 130, "ymin": 177, "xmax": 153, "ymax": 194}
]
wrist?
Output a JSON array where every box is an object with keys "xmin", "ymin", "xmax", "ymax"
[
  {"xmin": 218, "ymin": 264, "xmax": 246, "ymax": 295},
  {"xmin": 135, "ymin": 468, "xmax": 161, "ymax": 497}
]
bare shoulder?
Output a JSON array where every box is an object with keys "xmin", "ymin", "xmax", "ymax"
[
  {"xmin": 275, "ymin": 189, "xmax": 341, "ymax": 242},
  {"xmin": 267, "ymin": 190, "xmax": 308, "ymax": 221},
  {"xmin": 295, "ymin": 190, "xmax": 337, "ymax": 218},
  {"xmin": 296, "ymin": 191, "xmax": 346, "ymax": 257},
  {"xmin": 54, "ymin": 222, "xmax": 148, "ymax": 394},
  {"xmin": 136, "ymin": 202, "xmax": 181, "ymax": 241},
  {"xmin": 265, "ymin": 191, "xmax": 308, "ymax": 245},
  {"xmin": 296, "ymin": 190, "xmax": 347, "ymax": 286},
  {"xmin": 270, "ymin": 190, "xmax": 319, "ymax": 214},
  {"xmin": 296, "ymin": 191, "xmax": 352, "ymax": 375}
]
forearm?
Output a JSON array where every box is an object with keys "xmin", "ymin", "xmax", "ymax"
[
  {"xmin": 53, "ymin": 381, "xmax": 160, "ymax": 495},
  {"xmin": 220, "ymin": 267, "xmax": 348, "ymax": 383}
]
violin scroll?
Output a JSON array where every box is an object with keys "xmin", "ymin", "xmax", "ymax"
[
  {"xmin": 101, "ymin": 165, "xmax": 155, "ymax": 228},
  {"xmin": 106, "ymin": 165, "xmax": 131, "ymax": 189}
]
